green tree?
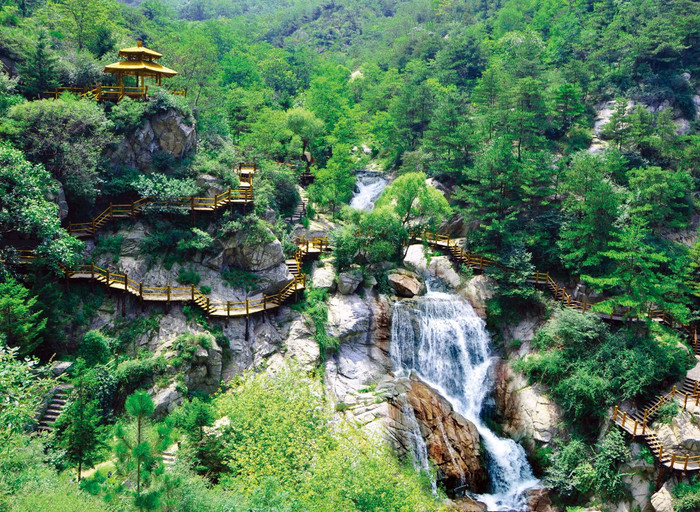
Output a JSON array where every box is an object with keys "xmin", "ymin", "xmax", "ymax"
[
  {"xmin": 52, "ymin": 0, "xmax": 118, "ymax": 51},
  {"xmin": 0, "ymin": 143, "xmax": 83, "ymax": 270},
  {"xmin": 375, "ymin": 172, "xmax": 450, "ymax": 256},
  {"xmin": 551, "ymin": 83, "xmax": 585, "ymax": 133},
  {"xmin": 309, "ymin": 144, "xmax": 356, "ymax": 219},
  {"xmin": 601, "ymin": 98, "xmax": 630, "ymax": 150},
  {"xmin": 0, "ymin": 278, "xmax": 47, "ymax": 356},
  {"xmin": 585, "ymin": 218, "xmax": 689, "ymax": 321},
  {"xmin": 54, "ymin": 369, "xmax": 105, "ymax": 481},
  {"xmin": 0, "ymin": 345, "xmax": 52, "ymax": 446},
  {"xmin": 8, "ymin": 96, "xmax": 113, "ymax": 205},
  {"xmin": 111, "ymin": 390, "xmax": 172, "ymax": 511},
  {"xmin": 18, "ymin": 31, "xmax": 58, "ymax": 98},
  {"xmin": 286, "ymin": 107, "xmax": 324, "ymax": 170},
  {"xmin": 78, "ymin": 330, "xmax": 111, "ymax": 367},
  {"xmin": 627, "ymin": 166, "xmax": 692, "ymax": 229}
]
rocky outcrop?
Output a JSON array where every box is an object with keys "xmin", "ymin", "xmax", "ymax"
[
  {"xmin": 325, "ymin": 295, "xmax": 391, "ymax": 403},
  {"xmin": 403, "ymin": 244, "xmax": 460, "ymax": 289},
  {"xmin": 650, "ymin": 482, "xmax": 674, "ymax": 512},
  {"xmin": 311, "ymin": 260, "xmax": 336, "ymax": 292},
  {"xmin": 654, "ymin": 409, "xmax": 700, "ymax": 455},
  {"xmin": 223, "ymin": 227, "xmax": 285, "ymax": 272},
  {"xmin": 110, "ymin": 108, "xmax": 196, "ymax": 170},
  {"xmin": 493, "ymin": 362, "xmax": 563, "ymax": 449},
  {"xmin": 47, "ymin": 179, "xmax": 69, "ymax": 221},
  {"xmin": 389, "ymin": 376, "xmax": 488, "ymax": 493},
  {"xmin": 460, "ymin": 275, "xmax": 495, "ymax": 319},
  {"xmin": 337, "ymin": 270, "xmax": 363, "ymax": 295},
  {"xmin": 387, "ymin": 269, "xmax": 426, "ymax": 298}
]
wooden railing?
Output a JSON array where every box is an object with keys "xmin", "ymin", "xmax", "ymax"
[
  {"xmin": 42, "ymin": 85, "xmax": 188, "ymax": 102},
  {"xmin": 62, "ymin": 235, "xmax": 327, "ymax": 318},
  {"xmin": 68, "ymin": 186, "xmax": 254, "ymax": 237},
  {"xmin": 419, "ymin": 232, "xmax": 695, "ymax": 337}
]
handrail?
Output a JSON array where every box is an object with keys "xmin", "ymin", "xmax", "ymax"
[
  {"xmin": 68, "ymin": 185, "xmax": 254, "ymax": 237},
  {"xmin": 53, "ymin": 236, "xmax": 327, "ymax": 318}
]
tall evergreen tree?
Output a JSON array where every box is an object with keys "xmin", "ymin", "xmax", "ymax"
[{"xmin": 19, "ymin": 31, "xmax": 58, "ymax": 98}]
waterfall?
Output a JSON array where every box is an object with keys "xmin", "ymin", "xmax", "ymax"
[
  {"xmin": 349, "ymin": 172, "xmax": 388, "ymax": 211},
  {"xmin": 391, "ymin": 289, "xmax": 539, "ymax": 511},
  {"xmin": 401, "ymin": 403, "xmax": 438, "ymax": 495}
]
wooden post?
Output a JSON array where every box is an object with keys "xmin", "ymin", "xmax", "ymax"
[
  {"xmin": 167, "ymin": 285, "xmax": 171, "ymax": 304},
  {"xmin": 622, "ymin": 411, "xmax": 627, "ymax": 426},
  {"xmin": 554, "ymin": 283, "xmax": 559, "ymax": 299},
  {"xmin": 106, "ymin": 268, "xmax": 110, "ymax": 286},
  {"xmin": 206, "ymin": 297, "xmax": 210, "ymax": 313},
  {"xmin": 684, "ymin": 393, "xmax": 689, "ymax": 409},
  {"xmin": 246, "ymin": 298, "xmax": 249, "ymax": 317},
  {"xmin": 613, "ymin": 405, "xmax": 619, "ymax": 420},
  {"xmin": 633, "ymin": 421, "xmax": 637, "ymax": 436},
  {"xmin": 671, "ymin": 454, "xmax": 676, "ymax": 468},
  {"xmin": 139, "ymin": 282, "xmax": 143, "ymax": 301},
  {"xmin": 684, "ymin": 455, "xmax": 689, "ymax": 471},
  {"xmin": 191, "ymin": 285, "xmax": 195, "ymax": 301},
  {"xmin": 582, "ymin": 301, "xmax": 587, "ymax": 313},
  {"xmin": 642, "ymin": 419, "xmax": 647, "ymax": 435},
  {"xmin": 227, "ymin": 301, "xmax": 230, "ymax": 318},
  {"xmin": 124, "ymin": 273, "xmax": 128, "ymax": 292},
  {"xmin": 190, "ymin": 196, "xmax": 194, "ymax": 212},
  {"xmin": 263, "ymin": 295, "xmax": 267, "ymax": 311},
  {"xmin": 658, "ymin": 446, "xmax": 663, "ymax": 462},
  {"xmin": 673, "ymin": 385, "xmax": 677, "ymax": 397}
]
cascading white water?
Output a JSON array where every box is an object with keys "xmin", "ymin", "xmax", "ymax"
[
  {"xmin": 401, "ymin": 403, "xmax": 438, "ymax": 495},
  {"xmin": 391, "ymin": 289, "xmax": 539, "ymax": 511},
  {"xmin": 349, "ymin": 173, "xmax": 388, "ymax": 211}
]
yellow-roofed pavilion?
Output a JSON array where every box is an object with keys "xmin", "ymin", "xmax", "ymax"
[{"xmin": 99, "ymin": 40, "xmax": 178, "ymax": 101}]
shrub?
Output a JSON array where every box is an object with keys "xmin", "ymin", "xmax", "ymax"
[
  {"xmin": 171, "ymin": 332, "xmax": 214, "ymax": 368},
  {"xmin": 656, "ymin": 400, "xmax": 680, "ymax": 425},
  {"xmin": 221, "ymin": 267, "xmax": 260, "ymax": 291},
  {"xmin": 177, "ymin": 268, "xmax": 201, "ymax": 286},
  {"xmin": 108, "ymin": 97, "xmax": 147, "ymax": 134},
  {"xmin": 78, "ymin": 330, "xmax": 111, "ymax": 367},
  {"xmin": 92, "ymin": 235, "xmax": 123, "ymax": 263}
]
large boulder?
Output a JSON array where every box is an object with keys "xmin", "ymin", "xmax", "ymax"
[
  {"xmin": 493, "ymin": 362, "xmax": 563, "ymax": 448},
  {"xmin": 326, "ymin": 294, "xmax": 372, "ymax": 345},
  {"xmin": 222, "ymin": 227, "xmax": 285, "ymax": 271},
  {"xmin": 403, "ymin": 244, "xmax": 460, "ymax": 289},
  {"xmin": 312, "ymin": 260, "xmax": 336, "ymax": 292},
  {"xmin": 110, "ymin": 108, "xmax": 196, "ymax": 170},
  {"xmin": 389, "ymin": 376, "xmax": 488, "ymax": 493},
  {"xmin": 650, "ymin": 482, "xmax": 674, "ymax": 512},
  {"xmin": 387, "ymin": 269, "xmax": 426, "ymax": 298},
  {"xmin": 460, "ymin": 275, "xmax": 495, "ymax": 319},
  {"xmin": 337, "ymin": 270, "xmax": 363, "ymax": 295}
]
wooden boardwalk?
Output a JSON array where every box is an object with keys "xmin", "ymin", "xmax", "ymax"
[
  {"xmin": 69, "ymin": 166, "xmax": 255, "ymax": 237},
  {"xmin": 66, "ymin": 236, "xmax": 328, "ymax": 319}
]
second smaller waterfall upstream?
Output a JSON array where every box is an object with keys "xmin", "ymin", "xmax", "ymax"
[
  {"xmin": 391, "ymin": 289, "xmax": 539, "ymax": 510},
  {"xmin": 349, "ymin": 172, "xmax": 388, "ymax": 211}
]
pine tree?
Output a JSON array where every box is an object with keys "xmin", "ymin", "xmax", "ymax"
[
  {"xmin": 54, "ymin": 369, "xmax": 105, "ymax": 481},
  {"xmin": 19, "ymin": 31, "xmax": 58, "ymax": 98},
  {"xmin": 0, "ymin": 278, "xmax": 47, "ymax": 356}
]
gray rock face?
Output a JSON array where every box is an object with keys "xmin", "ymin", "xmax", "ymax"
[
  {"xmin": 387, "ymin": 269, "xmax": 426, "ymax": 297},
  {"xmin": 337, "ymin": 270, "xmax": 363, "ymax": 295},
  {"xmin": 47, "ymin": 179, "xmax": 69, "ymax": 221},
  {"xmin": 460, "ymin": 275, "xmax": 495, "ymax": 319},
  {"xmin": 223, "ymin": 227, "xmax": 285, "ymax": 272},
  {"xmin": 650, "ymin": 482, "xmax": 674, "ymax": 512},
  {"xmin": 325, "ymin": 295, "xmax": 391, "ymax": 403},
  {"xmin": 152, "ymin": 382, "xmax": 184, "ymax": 417},
  {"xmin": 493, "ymin": 362, "xmax": 563, "ymax": 448},
  {"xmin": 110, "ymin": 108, "xmax": 196, "ymax": 170},
  {"xmin": 654, "ymin": 409, "xmax": 700, "ymax": 454},
  {"xmin": 403, "ymin": 244, "xmax": 460, "ymax": 289},
  {"xmin": 312, "ymin": 260, "xmax": 337, "ymax": 292}
]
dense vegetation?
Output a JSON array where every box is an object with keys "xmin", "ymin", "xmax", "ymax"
[{"xmin": 0, "ymin": 0, "xmax": 698, "ymax": 510}]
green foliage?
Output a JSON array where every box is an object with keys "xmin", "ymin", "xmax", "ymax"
[
  {"xmin": 297, "ymin": 285, "xmax": 335, "ymax": 356},
  {"xmin": 92, "ymin": 235, "xmax": 123, "ymax": 263},
  {"xmin": 0, "ymin": 278, "xmax": 47, "ymax": 356},
  {"xmin": 673, "ymin": 475, "xmax": 700, "ymax": 512},
  {"xmin": 0, "ymin": 345, "xmax": 53, "ymax": 443},
  {"xmin": 546, "ymin": 429, "xmax": 631, "ymax": 504},
  {"xmin": 656, "ymin": 400, "xmax": 680, "ymax": 425},
  {"xmin": 7, "ymin": 96, "xmax": 113, "ymax": 204},
  {"xmin": 171, "ymin": 331, "xmax": 214, "ymax": 368},
  {"xmin": 108, "ymin": 97, "xmax": 147, "ymax": 134},
  {"xmin": 0, "ymin": 143, "xmax": 83, "ymax": 271},
  {"xmin": 516, "ymin": 308, "xmax": 690, "ymax": 434},
  {"xmin": 176, "ymin": 268, "xmax": 201, "ymax": 286},
  {"xmin": 221, "ymin": 267, "xmax": 260, "ymax": 291},
  {"xmin": 78, "ymin": 330, "xmax": 111, "ymax": 367}
]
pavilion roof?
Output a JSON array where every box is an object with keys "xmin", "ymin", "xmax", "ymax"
[
  {"xmin": 103, "ymin": 60, "xmax": 178, "ymax": 78},
  {"xmin": 118, "ymin": 41, "xmax": 163, "ymax": 60}
]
